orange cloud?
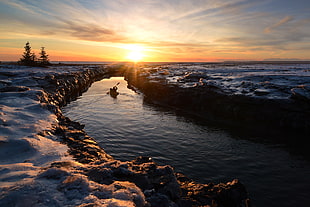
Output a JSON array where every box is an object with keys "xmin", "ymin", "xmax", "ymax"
[{"xmin": 60, "ymin": 20, "xmax": 126, "ymax": 42}]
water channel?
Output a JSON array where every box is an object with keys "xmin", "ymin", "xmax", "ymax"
[{"xmin": 63, "ymin": 77, "xmax": 310, "ymax": 207}]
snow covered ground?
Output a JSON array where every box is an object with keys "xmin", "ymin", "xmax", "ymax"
[
  {"xmin": 0, "ymin": 65, "xmax": 76, "ymax": 188},
  {"xmin": 2, "ymin": 62, "xmax": 307, "ymax": 206},
  {"xmin": 141, "ymin": 62, "xmax": 310, "ymax": 100},
  {"xmin": 0, "ymin": 64, "xmax": 146, "ymax": 206}
]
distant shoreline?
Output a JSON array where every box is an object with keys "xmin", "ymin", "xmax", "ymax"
[{"xmin": 1, "ymin": 60, "xmax": 310, "ymax": 66}]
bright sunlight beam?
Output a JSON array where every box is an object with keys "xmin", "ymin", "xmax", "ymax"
[{"xmin": 125, "ymin": 45, "xmax": 145, "ymax": 62}]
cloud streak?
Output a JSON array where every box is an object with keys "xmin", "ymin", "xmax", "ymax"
[
  {"xmin": 61, "ymin": 20, "xmax": 124, "ymax": 42},
  {"xmin": 264, "ymin": 16, "xmax": 294, "ymax": 33},
  {"xmin": 0, "ymin": 0, "xmax": 310, "ymax": 61}
]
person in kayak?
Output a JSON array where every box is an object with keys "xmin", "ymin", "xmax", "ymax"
[{"xmin": 109, "ymin": 83, "xmax": 119, "ymax": 98}]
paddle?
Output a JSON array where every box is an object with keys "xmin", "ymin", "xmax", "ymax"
[
  {"xmin": 107, "ymin": 82, "xmax": 120, "ymax": 94},
  {"xmin": 114, "ymin": 82, "xmax": 120, "ymax": 88}
]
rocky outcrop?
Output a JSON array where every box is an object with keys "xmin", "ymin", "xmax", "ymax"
[
  {"xmin": 124, "ymin": 68, "xmax": 310, "ymax": 137},
  {"xmin": 38, "ymin": 64, "xmax": 250, "ymax": 206},
  {"xmin": 39, "ymin": 66, "xmax": 117, "ymax": 164},
  {"xmin": 40, "ymin": 66, "xmax": 118, "ymax": 108}
]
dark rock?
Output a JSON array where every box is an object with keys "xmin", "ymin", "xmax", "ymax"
[
  {"xmin": 0, "ymin": 86, "xmax": 30, "ymax": 92},
  {"xmin": 291, "ymin": 86, "xmax": 310, "ymax": 102},
  {"xmin": 38, "ymin": 167, "xmax": 69, "ymax": 180},
  {"xmin": 87, "ymin": 168, "xmax": 113, "ymax": 184},
  {"xmin": 176, "ymin": 174, "xmax": 248, "ymax": 207},
  {"xmin": 133, "ymin": 156, "xmax": 153, "ymax": 165},
  {"xmin": 254, "ymin": 89, "xmax": 270, "ymax": 95},
  {"xmin": 147, "ymin": 193, "xmax": 177, "ymax": 207},
  {"xmin": 124, "ymin": 67, "xmax": 310, "ymax": 135}
]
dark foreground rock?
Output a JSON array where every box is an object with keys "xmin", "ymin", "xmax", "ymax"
[
  {"xmin": 124, "ymin": 67, "xmax": 310, "ymax": 138},
  {"xmin": 37, "ymin": 64, "xmax": 250, "ymax": 206}
]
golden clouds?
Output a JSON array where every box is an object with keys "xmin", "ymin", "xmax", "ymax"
[{"xmin": 0, "ymin": 0, "xmax": 309, "ymax": 61}]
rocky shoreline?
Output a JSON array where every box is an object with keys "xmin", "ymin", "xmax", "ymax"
[
  {"xmin": 124, "ymin": 65, "xmax": 310, "ymax": 139},
  {"xmin": 38, "ymin": 64, "xmax": 249, "ymax": 206},
  {"xmin": 0, "ymin": 64, "xmax": 249, "ymax": 206}
]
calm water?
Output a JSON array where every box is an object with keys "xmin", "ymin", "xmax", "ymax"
[{"xmin": 63, "ymin": 77, "xmax": 310, "ymax": 207}]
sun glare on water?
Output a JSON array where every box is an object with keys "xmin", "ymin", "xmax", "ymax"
[{"xmin": 125, "ymin": 45, "xmax": 145, "ymax": 62}]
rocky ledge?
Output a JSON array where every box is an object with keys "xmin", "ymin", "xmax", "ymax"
[
  {"xmin": 124, "ymin": 66, "xmax": 310, "ymax": 139},
  {"xmin": 37, "ymin": 65, "xmax": 250, "ymax": 206}
]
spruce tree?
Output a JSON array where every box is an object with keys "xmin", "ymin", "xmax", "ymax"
[
  {"xmin": 19, "ymin": 41, "xmax": 36, "ymax": 65},
  {"xmin": 39, "ymin": 47, "xmax": 50, "ymax": 65}
]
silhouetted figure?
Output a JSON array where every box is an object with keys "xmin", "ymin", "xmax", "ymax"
[{"xmin": 109, "ymin": 83, "xmax": 120, "ymax": 98}]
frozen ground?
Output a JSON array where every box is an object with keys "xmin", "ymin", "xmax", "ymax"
[
  {"xmin": 0, "ymin": 64, "xmax": 145, "ymax": 206},
  {"xmin": 0, "ymin": 65, "xmax": 81, "ymax": 188},
  {"xmin": 2, "ymin": 62, "xmax": 307, "ymax": 206},
  {"xmin": 141, "ymin": 62, "xmax": 310, "ymax": 100}
]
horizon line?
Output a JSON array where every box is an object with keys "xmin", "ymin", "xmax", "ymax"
[{"xmin": 2, "ymin": 60, "xmax": 310, "ymax": 65}]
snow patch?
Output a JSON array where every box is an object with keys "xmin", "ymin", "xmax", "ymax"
[{"xmin": 140, "ymin": 63, "xmax": 310, "ymax": 100}]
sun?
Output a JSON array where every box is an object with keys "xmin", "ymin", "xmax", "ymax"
[
  {"xmin": 125, "ymin": 45, "xmax": 145, "ymax": 62},
  {"xmin": 127, "ymin": 50, "xmax": 143, "ymax": 62}
]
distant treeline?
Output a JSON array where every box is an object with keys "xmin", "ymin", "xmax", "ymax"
[{"xmin": 19, "ymin": 42, "xmax": 50, "ymax": 66}]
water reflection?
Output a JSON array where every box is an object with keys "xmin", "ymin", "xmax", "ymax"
[{"xmin": 63, "ymin": 77, "xmax": 310, "ymax": 207}]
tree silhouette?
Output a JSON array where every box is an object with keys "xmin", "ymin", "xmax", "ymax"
[
  {"xmin": 19, "ymin": 42, "xmax": 36, "ymax": 66},
  {"xmin": 38, "ymin": 47, "xmax": 50, "ymax": 65}
]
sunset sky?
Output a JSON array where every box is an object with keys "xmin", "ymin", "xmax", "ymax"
[{"xmin": 0, "ymin": 0, "xmax": 310, "ymax": 62}]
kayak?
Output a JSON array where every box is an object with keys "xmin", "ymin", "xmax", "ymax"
[
  {"xmin": 108, "ymin": 82, "xmax": 120, "ymax": 98},
  {"xmin": 109, "ymin": 87, "xmax": 119, "ymax": 98}
]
